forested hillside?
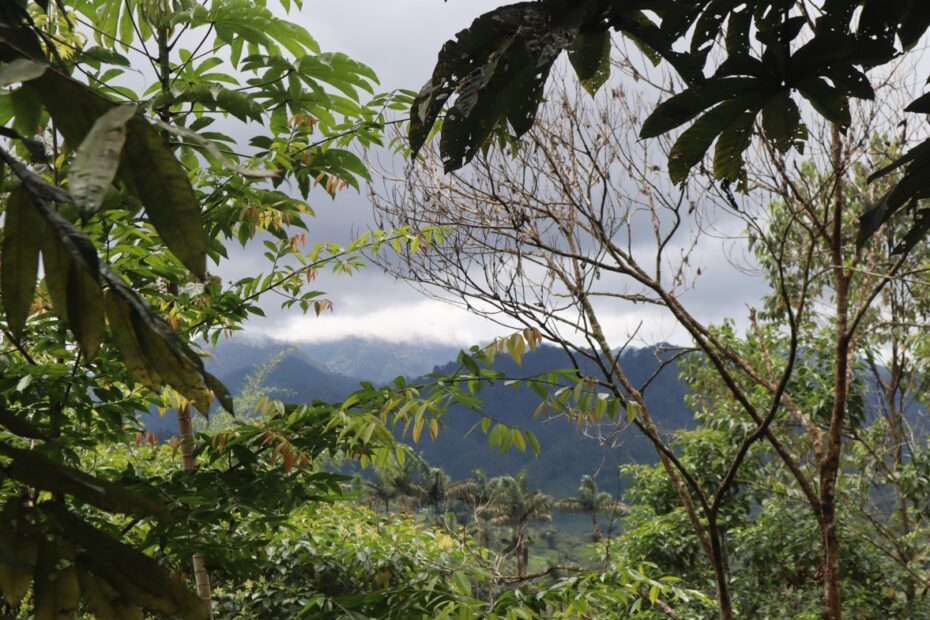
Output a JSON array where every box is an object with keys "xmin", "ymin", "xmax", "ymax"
[{"xmin": 141, "ymin": 340, "xmax": 691, "ymax": 496}]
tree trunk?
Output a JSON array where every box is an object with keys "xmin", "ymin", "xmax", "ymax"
[
  {"xmin": 178, "ymin": 403, "xmax": 214, "ymax": 619},
  {"xmin": 707, "ymin": 514, "xmax": 733, "ymax": 620},
  {"xmin": 820, "ymin": 122, "xmax": 848, "ymax": 620},
  {"xmin": 591, "ymin": 513, "xmax": 602, "ymax": 543}
]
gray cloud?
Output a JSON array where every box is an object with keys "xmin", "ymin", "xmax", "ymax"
[{"xmin": 220, "ymin": 2, "xmax": 771, "ymax": 348}]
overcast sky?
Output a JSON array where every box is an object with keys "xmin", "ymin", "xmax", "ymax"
[{"xmin": 229, "ymin": 1, "xmax": 769, "ymax": 348}]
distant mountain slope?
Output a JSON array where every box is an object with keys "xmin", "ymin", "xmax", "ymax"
[
  {"xmin": 142, "ymin": 338, "xmax": 693, "ymax": 496},
  {"xmin": 412, "ymin": 345, "xmax": 690, "ymax": 496},
  {"xmin": 201, "ymin": 337, "xmax": 460, "ymax": 383},
  {"xmin": 143, "ymin": 337, "xmax": 929, "ymax": 499}
]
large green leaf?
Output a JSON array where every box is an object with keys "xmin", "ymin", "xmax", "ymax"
[
  {"xmin": 568, "ymin": 29, "xmax": 611, "ymax": 95},
  {"xmin": 667, "ymin": 94, "xmax": 767, "ymax": 183},
  {"xmin": 7, "ymin": 64, "xmax": 208, "ymax": 278},
  {"xmin": 64, "ymin": 259, "xmax": 106, "ymax": 361},
  {"xmin": 761, "ymin": 90, "xmax": 801, "ymax": 153},
  {"xmin": 38, "ymin": 225, "xmax": 103, "ymax": 360},
  {"xmin": 33, "ymin": 539, "xmax": 79, "ymax": 620},
  {"xmin": 104, "ymin": 290, "xmax": 164, "ymax": 392},
  {"xmin": 102, "ymin": 266, "xmax": 230, "ymax": 413},
  {"xmin": 0, "ymin": 499, "xmax": 38, "ymax": 606},
  {"xmin": 796, "ymin": 76, "xmax": 850, "ymax": 127},
  {"xmin": 1, "ymin": 186, "xmax": 43, "ymax": 337},
  {"xmin": 640, "ymin": 77, "xmax": 762, "ymax": 139},
  {"xmin": 77, "ymin": 564, "xmax": 144, "ymax": 620},
  {"xmin": 713, "ymin": 109, "xmax": 756, "ymax": 182}
]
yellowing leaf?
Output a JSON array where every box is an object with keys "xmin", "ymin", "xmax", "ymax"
[
  {"xmin": 0, "ymin": 58, "xmax": 46, "ymax": 88},
  {"xmin": 70, "ymin": 105, "xmax": 137, "ymax": 214},
  {"xmin": 1, "ymin": 186, "xmax": 43, "ymax": 337}
]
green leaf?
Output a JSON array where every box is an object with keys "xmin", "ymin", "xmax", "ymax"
[
  {"xmin": 24, "ymin": 67, "xmax": 207, "ymax": 278},
  {"xmin": 640, "ymin": 77, "xmax": 761, "ymax": 139},
  {"xmin": 668, "ymin": 94, "xmax": 767, "ymax": 183},
  {"xmin": 65, "ymin": 259, "xmax": 106, "ymax": 361},
  {"xmin": 525, "ymin": 431, "xmax": 541, "ymax": 457},
  {"xmin": 796, "ymin": 77, "xmax": 850, "ymax": 126},
  {"xmin": 713, "ymin": 110, "xmax": 755, "ymax": 182},
  {"xmin": 104, "ymin": 291, "xmax": 163, "ymax": 392},
  {"xmin": 40, "ymin": 228, "xmax": 104, "ymax": 360},
  {"xmin": 119, "ymin": 120, "xmax": 207, "ymax": 278},
  {"xmin": 1, "ymin": 186, "xmax": 43, "ymax": 337},
  {"xmin": 69, "ymin": 104, "xmax": 136, "ymax": 215},
  {"xmin": 0, "ymin": 499, "xmax": 39, "ymax": 606},
  {"xmin": 10, "ymin": 86, "xmax": 42, "ymax": 136},
  {"xmin": 568, "ymin": 30, "xmax": 611, "ymax": 95},
  {"xmin": 761, "ymin": 91, "xmax": 801, "ymax": 153}
]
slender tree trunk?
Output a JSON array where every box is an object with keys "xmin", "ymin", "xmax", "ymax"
[
  {"xmin": 820, "ymin": 123, "xmax": 848, "ymax": 620},
  {"xmin": 886, "ymin": 358, "xmax": 915, "ymax": 601},
  {"xmin": 178, "ymin": 403, "xmax": 214, "ymax": 619},
  {"xmin": 707, "ymin": 514, "xmax": 733, "ymax": 620},
  {"xmin": 591, "ymin": 513, "xmax": 601, "ymax": 543},
  {"xmin": 155, "ymin": 19, "xmax": 213, "ymax": 619}
]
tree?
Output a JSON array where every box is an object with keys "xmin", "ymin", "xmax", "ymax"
[
  {"xmin": 448, "ymin": 469, "xmax": 496, "ymax": 548},
  {"xmin": 382, "ymin": 27, "xmax": 930, "ymax": 615},
  {"xmin": 481, "ymin": 471, "xmax": 553, "ymax": 578},
  {"xmin": 556, "ymin": 475, "xmax": 626, "ymax": 542},
  {"xmin": 0, "ymin": 1, "xmax": 425, "ymax": 616}
]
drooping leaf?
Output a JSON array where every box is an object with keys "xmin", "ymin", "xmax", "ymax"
[
  {"xmin": 0, "ymin": 442, "xmax": 173, "ymax": 521},
  {"xmin": 1, "ymin": 186, "xmax": 43, "ymax": 336},
  {"xmin": 761, "ymin": 90, "xmax": 802, "ymax": 153},
  {"xmin": 667, "ymin": 94, "xmax": 767, "ymax": 183},
  {"xmin": 893, "ymin": 206, "xmax": 930, "ymax": 256},
  {"xmin": 796, "ymin": 76, "xmax": 850, "ymax": 126},
  {"xmin": 118, "ymin": 118, "xmax": 207, "ymax": 278},
  {"xmin": 713, "ymin": 109, "xmax": 756, "ymax": 182},
  {"xmin": 8, "ymin": 64, "xmax": 207, "ymax": 278},
  {"xmin": 0, "ymin": 499, "xmax": 39, "ymax": 606},
  {"xmin": 0, "ymin": 58, "xmax": 45, "ymax": 88},
  {"xmin": 77, "ymin": 565, "xmax": 144, "ymax": 620},
  {"xmin": 102, "ymin": 267, "xmax": 226, "ymax": 413},
  {"xmin": 41, "ymin": 227, "xmax": 75, "ymax": 326},
  {"xmin": 0, "ymin": 147, "xmax": 100, "ymax": 280},
  {"xmin": 104, "ymin": 290, "xmax": 163, "ymax": 391},
  {"xmin": 568, "ymin": 29, "xmax": 611, "ymax": 95},
  {"xmin": 33, "ymin": 538, "xmax": 79, "ymax": 620},
  {"xmin": 69, "ymin": 104, "xmax": 137, "ymax": 214},
  {"xmin": 42, "ymin": 504, "xmax": 208, "ymax": 620},
  {"xmin": 640, "ymin": 77, "xmax": 762, "ymax": 139},
  {"xmin": 64, "ymin": 259, "xmax": 106, "ymax": 361}
]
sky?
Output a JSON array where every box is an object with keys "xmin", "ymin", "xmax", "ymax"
[{"xmin": 228, "ymin": 1, "xmax": 770, "ymax": 348}]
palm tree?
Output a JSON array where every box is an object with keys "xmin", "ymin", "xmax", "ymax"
[
  {"xmin": 448, "ymin": 469, "xmax": 494, "ymax": 547},
  {"xmin": 481, "ymin": 471, "xmax": 553, "ymax": 577},
  {"xmin": 365, "ymin": 456, "xmax": 427, "ymax": 514},
  {"xmin": 417, "ymin": 466, "xmax": 452, "ymax": 523},
  {"xmin": 555, "ymin": 475, "xmax": 627, "ymax": 542}
]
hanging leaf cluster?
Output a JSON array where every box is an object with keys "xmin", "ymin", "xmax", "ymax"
[{"xmin": 412, "ymin": 0, "xmax": 930, "ymax": 246}]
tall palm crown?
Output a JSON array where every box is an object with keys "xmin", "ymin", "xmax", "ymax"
[
  {"xmin": 555, "ymin": 475, "xmax": 627, "ymax": 542},
  {"xmin": 480, "ymin": 472, "xmax": 553, "ymax": 577}
]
